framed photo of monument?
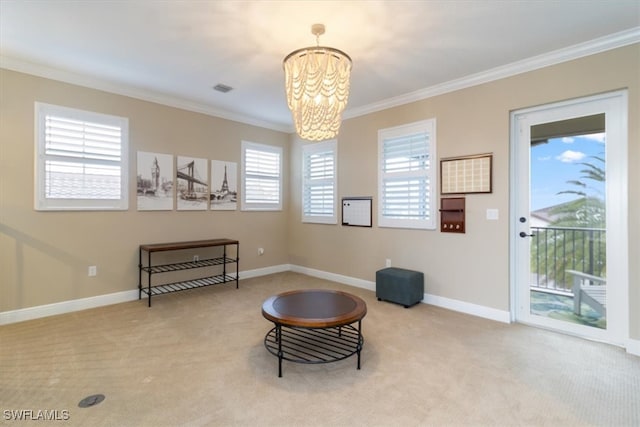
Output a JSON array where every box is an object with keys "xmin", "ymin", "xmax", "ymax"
[
  {"xmin": 210, "ymin": 160, "xmax": 238, "ymax": 211},
  {"xmin": 136, "ymin": 151, "xmax": 174, "ymax": 211}
]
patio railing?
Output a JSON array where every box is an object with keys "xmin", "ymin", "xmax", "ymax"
[{"xmin": 530, "ymin": 226, "xmax": 606, "ymax": 293}]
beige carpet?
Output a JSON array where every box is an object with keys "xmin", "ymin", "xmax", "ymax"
[{"xmin": 1, "ymin": 272, "xmax": 639, "ymax": 426}]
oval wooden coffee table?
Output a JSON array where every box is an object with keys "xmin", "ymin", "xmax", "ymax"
[{"xmin": 261, "ymin": 289, "xmax": 367, "ymax": 377}]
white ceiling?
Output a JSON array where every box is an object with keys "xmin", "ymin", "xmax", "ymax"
[{"xmin": 1, "ymin": 1, "xmax": 639, "ymax": 133}]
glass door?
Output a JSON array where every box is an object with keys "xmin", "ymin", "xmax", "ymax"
[
  {"xmin": 529, "ymin": 115, "xmax": 606, "ymax": 329},
  {"xmin": 511, "ymin": 91, "xmax": 628, "ymax": 345}
]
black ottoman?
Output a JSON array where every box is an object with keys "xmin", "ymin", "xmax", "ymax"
[{"xmin": 376, "ymin": 267, "xmax": 424, "ymax": 308}]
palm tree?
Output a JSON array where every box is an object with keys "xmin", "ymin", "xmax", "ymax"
[
  {"xmin": 532, "ymin": 155, "xmax": 606, "ymax": 288},
  {"xmin": 552, "ymin": 155, "xmax": 605, "ymax": 228}
]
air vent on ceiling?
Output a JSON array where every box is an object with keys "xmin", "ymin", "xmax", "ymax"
[{"xmin": 213, "ymin": 84, "xmax": 233, "ymax": 93}]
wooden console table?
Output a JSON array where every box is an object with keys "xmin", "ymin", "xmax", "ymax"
[{"xmin": 138, "ymin": 238, "xmax": 239, "ymax": 307}]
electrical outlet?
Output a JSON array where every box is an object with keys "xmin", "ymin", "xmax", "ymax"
[
  {"xmin": 88, "ymin": 266, "xmax": 97, "ymax": 277},
  {"xmin": 193, "ymin": 255, "xmax": 199, "ymax": 262},
  {"xmin": 385, "ymin": 259, "xmax": 391, "ymax": 268},
  {"xmin": 258, "ymin": 248, "xmax": 265, "ymax": 256}
]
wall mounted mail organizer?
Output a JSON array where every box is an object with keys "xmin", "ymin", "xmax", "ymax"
[
  {"xmin": 440, "ymin": 197, "xmax": 465, "ymax": 233},
  {"xmin": 342, "ymin": 197, "xmax": 372, "ymax": 227}
]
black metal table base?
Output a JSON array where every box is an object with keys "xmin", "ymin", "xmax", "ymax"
[{"xmin": 264, "ymin": 321, "xmax": 363, "ymax": 377}]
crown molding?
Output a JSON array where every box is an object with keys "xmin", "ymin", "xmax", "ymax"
[
  {"xmin": 0, "ymin": 55, "xmax": 292, "ymax": 134},
  {"xmin": 343, "ymin": 27, "xmax": 640, "ymax": 120},
  {"xmin": 2, "ymin": 27, "xmax": 638, "ymax": 132}
]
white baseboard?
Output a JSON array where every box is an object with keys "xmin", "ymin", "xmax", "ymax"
[
  {"xmin": 0, "ymin": 265, "xmax": 291, "ymax": 326},
  {"xmin": 289, "ymin": 264, "xmax": 511, "ymax": 323},
  {"xmin": 0, "ymin": 289, "xmax": 139, "ymax": 326},
  {"xmin": 290, "ymin": 265, "xmax": 376, "ymax": 291},
  {"xmin": 627, "ymin": 338, "xmax": 640, "ymax": 356},
  {"xmin": 9, "ymin": 264, "xmax": 629, "ymax": 340},
  {"xmin": 0, "ymin": 264, "xmax": 353, "ymax": 326},
  {"xmin": 422, "ymin": 293, "xmax": 511, "ymax": 323},
  {"xmin": 239, "ymin": 264, "xmax": 291, "ymax": 279}
]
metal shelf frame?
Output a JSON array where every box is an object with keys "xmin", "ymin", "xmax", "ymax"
[
  {"xmin": 138, "ymin": 239, "xmax": 239, "ymax": 307},
  {"xmin": 264, "ymin": 324, "xmax": 363, "ymax": 365}
]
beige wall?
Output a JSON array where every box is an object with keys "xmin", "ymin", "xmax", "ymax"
[
  {"xmin": 1, "ymin": 44, "xmax": 638, "ymax": 341},
  {"xmin": 289, "ymin": 44, "xmax": 639, "ymax": 338},
  {"xmin": 0, "ymin": 69, "xmax": 290, "ymax": 311}
]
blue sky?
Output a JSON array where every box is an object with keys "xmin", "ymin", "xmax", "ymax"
[{"xmin": 530, "ymin": 133, "xmax": 605, "ymax": 211}]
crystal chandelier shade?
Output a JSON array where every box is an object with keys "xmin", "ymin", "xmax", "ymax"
[{"xmin": 283, "ymin": 25, "xmax": 352, "ymax": 141}]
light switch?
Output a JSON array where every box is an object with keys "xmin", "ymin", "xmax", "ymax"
[{"xmin": 486, "ymin": 209, "xmax": 499, "ymax": 220}]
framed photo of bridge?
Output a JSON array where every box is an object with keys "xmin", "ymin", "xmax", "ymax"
[
  {"xmin": 177, "ymin": 156, "xmax": 208, "ymax": 211},
  {"xmin": 137, "ymin": 151, "xmax": 174, "ymax": 211}
]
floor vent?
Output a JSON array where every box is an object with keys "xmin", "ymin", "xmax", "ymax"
[{"xmin": 78, "ymin": 394, "xmax": 105, "ymax": 408}]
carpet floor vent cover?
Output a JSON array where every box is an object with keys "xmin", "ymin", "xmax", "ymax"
[{"xmin": 78, "ymin": 394, "xmax": 105, "ymax": 408}]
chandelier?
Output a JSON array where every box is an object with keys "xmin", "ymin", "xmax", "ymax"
[{"xmin": 283, "ymin": 24, "xmax": 352, "ymax": 141}]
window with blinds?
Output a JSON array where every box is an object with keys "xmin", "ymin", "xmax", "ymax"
[
  {"xmin": 241, "ymin": 141, "xmax": 282, "ymax": 211},
  {"xmin": 35, "ymin": 103, "xmax": 129, "ymax": 210},
  {"xmin": 302, "ymin": 140, "xmax": 337, "ymax": 224},
  {"xmin": 378, "ymin": 119, "xmax": 437, "ymax": 229}
]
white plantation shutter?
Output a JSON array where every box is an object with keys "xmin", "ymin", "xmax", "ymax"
[
  {"xmin": 35, "ymin": 103, "xmax": 129, "ymax": 210},
  {"xmin": 378, "ymin": 119, "xmax": 436, "ymax": 229},
  {"xmin": 302, "ymin": 140, "xmax": 337, "ymax": 223},
  {"xmin": 241, "ymin": 141, "xmax": 282, "ymax": 210}
]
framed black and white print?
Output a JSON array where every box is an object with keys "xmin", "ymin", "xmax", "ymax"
[
  {"xmin": 210, "ymin": 160, "xmax": 237, "ymax": 211},
  {"xmin": 176, "ymin": 156, "xmax": 208, "ymax": 211},
  {"xmin": 137, "ymin": 151, "xmax": 174, "ymax": 211}
]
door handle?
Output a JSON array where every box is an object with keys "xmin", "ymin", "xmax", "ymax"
[{"xmin": 519, "ymin": 231, "xmax": 534, "ymax": 238}]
